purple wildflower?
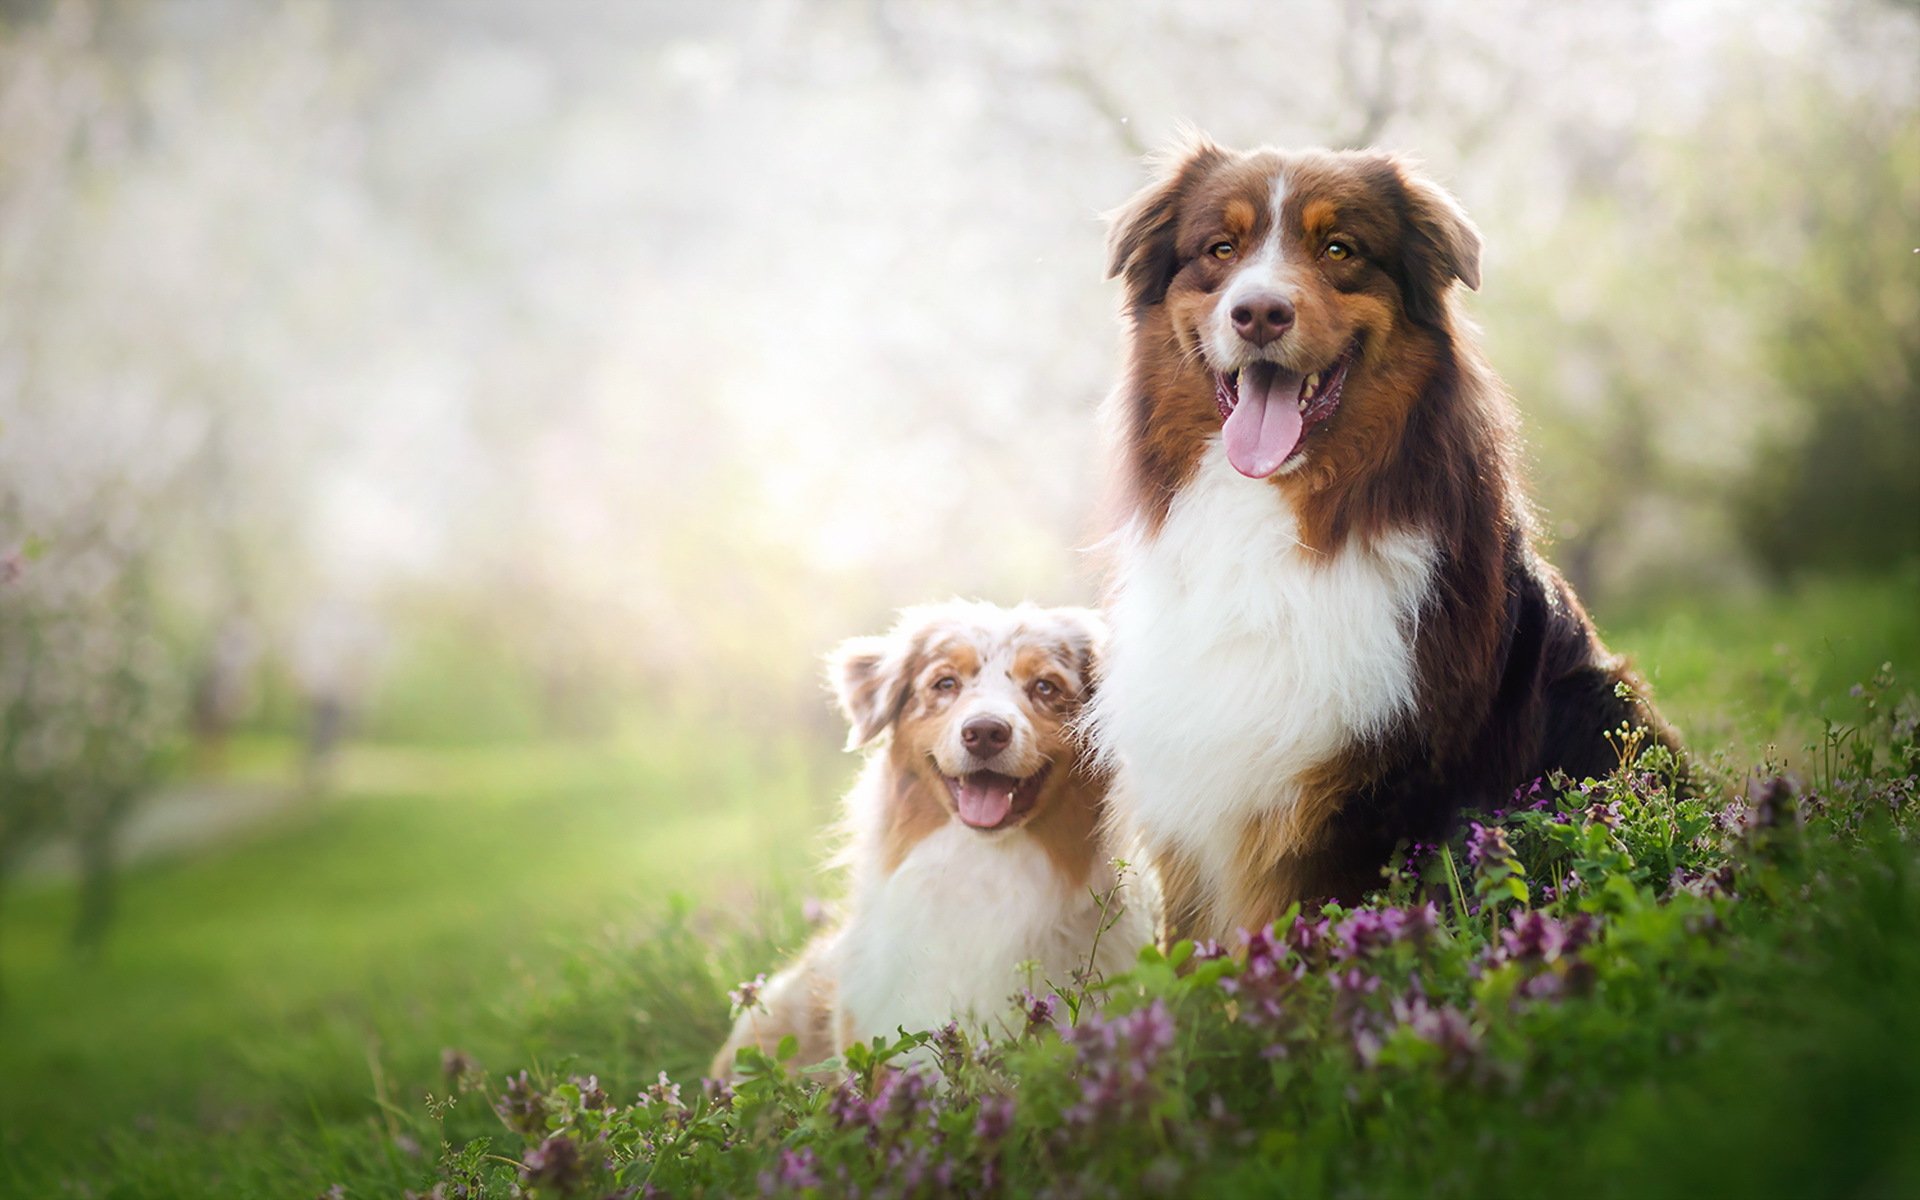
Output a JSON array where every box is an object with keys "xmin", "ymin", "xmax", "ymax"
[
  {"xmin": 1225, "ymin": 923, "xmax": 1298, "ymax": 1027},
  {"xmin": 1332, "ymin": 902, "xmax": 1438, "ymax": 959},
  {"xmin": 759, "ymin": 1146, "xmax": 821, "ymax": 1195},
  {"xmin": 1020, "ymin": 990, "xmax": 1062, "ymax": 1034},
  {"xmin": 974, "ymin": 1094, "xmax": 1015, "ymax": 1142},
  {"xmin": 1747, "ymin": 774, "xmax": 1799, "ymax": 831},
  {"xmin": 1190, "ymin": 938, "xmax": 1229, "ymax": 962},
  {"xmin": 1280, "ymin": 912, "xmax": 1329, "ymax": 967},
  {"xmin": 729, "ymin": 972, "xmax": 769, "ymax": 1013},
  {"xmin": 571, "ymin": 1074, "xmax": 608, "ymax": 1111},
  {"xmin": 1353, "ymin": 1024, "xmax": 1384, "ymax": 1065},
  {"xmin": 1517, "ymin": 776, "xmax": 1551, "ymax": 810},
  {"xmin": 440, "ymin": 1047, "xmax": 478, "ymax": 1086},
  {"xmin": 1496, "ymin": 911, "xmax": 1597, "ymax": 965},
  {"xmin": 495, "ymin": 1069, "xmax": 547, "ymax": 1136},
  {"xmin": 932, "ymin": 1020, "xmax": 969, "ymax": 1068},
  {"xmin": 1520, "ymin": 957, "xmax": 1599, "ymax": 1000},
  {"xmin": 1332, "ymin": 908, "xmax": 1404, "ymax": 959},
  {"xmin": 520, "ymin": 1135, "xmax": 585, "ymax": 1194},
  {"xmin": 825, "ymin": 1078, "xmax": 874, "ymax": 1130},
  {"xmin": 884, "ymin": 1142, "xmax": 946, "ymax": 1192},
  {"xmin": 1390, "ymin": 994, "xmax": 1481, "ymax": 1070},
  {"xmin": 638, "ymin": 1071, "xmax": 682, "ymax": 1110},
  {"xmin": 869, "ymin": 1066, "xmax": 936, "ymax": 1128},
  {"xmin": 1327, "ymin": 967, "xmax": 1383, "ymax": 1029},
  {"xmin": 1466, "ymin": 822, "xmax": 1514, "ymax": 870}
]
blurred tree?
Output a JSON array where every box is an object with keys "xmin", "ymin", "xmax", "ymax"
[
  {"xmin": 1730, "ymin": 85, "xmax": 1920, "ymax": 577},
  {"xmin": 0, "ymin": 538, "xmax": 176, "ymax": 969}
]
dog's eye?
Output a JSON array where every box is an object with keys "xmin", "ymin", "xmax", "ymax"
[
  {"xmin": 1207, "ymin": 241, "xmax": 1235, "ymax": 261},
  {"xmin": 1324, "ymin": 240, "xmax": 1354, "ymax": 261},
  {"xmin": 1031, "ymin": 679, "xmax": 1059, "ymax": 699},
  {"xmin": 932, "ymin": 676, "xmax": 959, "ymax": 693}
]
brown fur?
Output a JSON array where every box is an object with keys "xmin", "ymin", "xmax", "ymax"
[{"xmin": 1103, "ymin": 140, "xmax": 1685, "ymax": 930}]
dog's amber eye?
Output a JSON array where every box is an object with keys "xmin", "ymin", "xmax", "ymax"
[
  {"xmin": 932, "ymin": 676, "xmax": 959, "ymax": 693},
  {"xmin": 1207, "ymin": 241, "xmax": 1235, "ymax": 261},
  {"xmin": 1324, "ymin": 240, "xmax": 1354, "ymax": 261}
]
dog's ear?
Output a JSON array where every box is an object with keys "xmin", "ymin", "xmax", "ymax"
[
  {"xmin": 828, "ymin": 633, "xmax": 914, "ymax": 750},
  {"xmin": 1050, "ymin": 607, "xmax": 1109, "ymax": 701},
  {"xmin": 1382, "ymin": 158, "xmax": 1482, "ymax": 327},
  {"xmin": 1105, "ymin": 135, "xmax": 1226, "ymax": 312}
]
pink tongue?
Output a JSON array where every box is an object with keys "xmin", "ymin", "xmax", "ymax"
[
  {"xmin": 955, "ymin": 774, "xmax": 1016, "ymax": 828},
  {"xmin": 1223, "ymin": 363, "xmax": 1305, "ymax": 479}
]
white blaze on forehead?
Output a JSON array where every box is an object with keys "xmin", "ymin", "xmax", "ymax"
[
  {"xmin": 1237, "ymin": 169, "xmax": 1289, "ymax": 283},
  {"xmin": 1210, "ymin": 167, "xmax": 1294, "ymax": 367},
  {"xmin": 1268, "ymin": 167, "xmax": 1289, "ymax": 249}
]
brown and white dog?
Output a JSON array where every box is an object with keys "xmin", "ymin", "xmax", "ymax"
[
  {"xmin": 1088, "ymin": 140, "xmax": 1682, "ymax": 943},
  {"xmin": 712, "ymin": 600, "xmax": 1151, "ymax": 1077}
]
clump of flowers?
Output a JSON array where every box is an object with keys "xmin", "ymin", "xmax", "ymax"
[
  {"xmin": 759, "ymin": 1146, "xmax": 821, "ymax": 1195},
  {"xmin": 1059, "ymin": 999, "xmax": 1176, "ymax": 1126},
  {"xmin": 520, "ymin": 1134, "xmax": 589, "ymax": 1194},
  {"xmin": 494, "ymin": 1070, "xmax": 548, "ymax": 1137}
]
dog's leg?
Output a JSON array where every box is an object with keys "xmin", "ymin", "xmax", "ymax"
[
  {"xmin": 1225, "ymin": 766, "xmax": 1360, "ymax": 934},
  {"xmin": 1151, "ymin": 843, "xmax": 1214, "ymax": 948},
  {"xmin": 710, "ymin": 935, "xmax": 840, "ymax": 1080}
]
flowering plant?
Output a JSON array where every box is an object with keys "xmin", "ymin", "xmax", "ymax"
[{"xmin": 406, "ymin": 674, "xmax": 1919, "ymax": 1199}]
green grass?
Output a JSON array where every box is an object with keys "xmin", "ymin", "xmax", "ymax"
[
  {"xmin": 0, "ymin": 569, "xmax": 1914, "ymax": 1197},
  {"xmin": 0, "ymin": 726, "xmax": 840, "ymax": 1196},
  {"xmin": 1604, "ymin": 562, "xmax": 1920, "ymax": 749}
]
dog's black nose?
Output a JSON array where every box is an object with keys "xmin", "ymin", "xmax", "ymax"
[
  {"xmin": 961, "ymin": 716, "xmax": 1012, "ymax": 755},
  {"xmin": 1230, "ymin": 293, "xmax": 1296, "ymax": 346}
]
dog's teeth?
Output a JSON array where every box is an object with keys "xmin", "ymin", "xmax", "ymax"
[{"xmin": 1305, "ymin": 372, "xmax": 1320, "ymax": 394}]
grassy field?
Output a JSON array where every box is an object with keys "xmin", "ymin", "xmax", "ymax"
[
  {"xmin": 0, "ymin": 730, "xmax": 838, "ymax": 1196},
  {"xmin": 0, "ymin": 569, "xmax": 1915, "ymax": 1197}
]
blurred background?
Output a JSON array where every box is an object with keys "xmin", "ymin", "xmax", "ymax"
[{"xmin": 0, "ymin": 0, "xmax": 1915, "ymax": 1187}]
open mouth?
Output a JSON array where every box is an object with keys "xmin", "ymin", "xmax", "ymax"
[
  {"xmin": 1212, "ymin": 342, "xmax": 1358, "ymax": 479},
  {"xmin": 941, "ymin": 763, "xmax": 1052, "ymax": 831}
]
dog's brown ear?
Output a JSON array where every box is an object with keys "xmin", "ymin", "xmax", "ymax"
[
  {"xmin": 1384, "ymin": 158, "xmax": 1482, "ymax": 327},
  {"xmin": 1050, "ymin": 606, "xmax": 1109, "ymax": 701},
  {"xmin": 828, "ymin": 633, "xmax": 913, "ymax": 750},
  {"xmin": 1105, "ymin": 136, "xmax": 1226, "ymax": 311}
]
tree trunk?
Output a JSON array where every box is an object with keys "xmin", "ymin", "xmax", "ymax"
[{"xmin": 69, "ymin": 803, "xmax": 120, "ymax": 956}]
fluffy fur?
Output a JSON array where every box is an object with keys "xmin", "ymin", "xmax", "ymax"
[
  {"xmin": 712, "ymin": 601, "xmax": 1152, "ymax": 1078},
  {"xmin": 1090, "ymin": 140, "xmax": 1683, "ymax": 942}
]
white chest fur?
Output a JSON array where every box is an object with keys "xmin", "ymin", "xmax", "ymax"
[
  {"xmin": 834, "ymin": 822, "xmax": 1144, "ymax": 1042},
  {"xmin": 1091, "ymin": 441, "xmax": 1436, "ymax": 888}
]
